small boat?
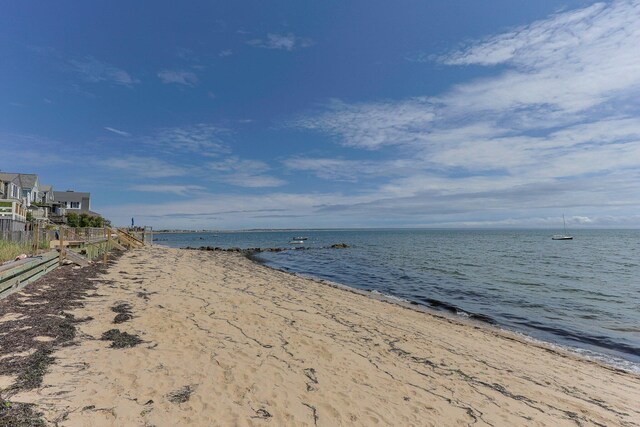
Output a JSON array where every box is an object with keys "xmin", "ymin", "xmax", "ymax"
[
  {"xmin": 552, "ymin": 235, "xmax": 573, "ymax": 240},
  {"xmin": 292, "ymin": 236, "xmax": 308, "ymax": 240},
  {"xmin": 552, "ymin": 214, "xmax": 573, "ymax": 240},
  {"xmin": 289, "ymin": 240, "xmax": 305, "ymax": 244}
]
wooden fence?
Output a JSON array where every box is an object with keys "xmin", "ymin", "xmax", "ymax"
[
  {"xmin": 0, "ymin": 227, "xmax": 144, "ymax": 300},
  {"xmin": 0, "ymin": 251, "xmax": 59, "ymax": 298}
]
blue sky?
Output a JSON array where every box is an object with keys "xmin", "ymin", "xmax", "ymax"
[{"xmin": 2, "ymin": 0, "xmax": 639, "ymax": 229}]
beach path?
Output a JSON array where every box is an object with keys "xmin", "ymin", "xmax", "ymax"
[{"xmin": 12, "ymin": 246, "xmax": 640, "ymax": 426}]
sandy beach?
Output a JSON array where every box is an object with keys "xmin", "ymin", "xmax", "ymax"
[{"xmin": 2, "ymin": 246, "xmax": 639, "ymax": 426}]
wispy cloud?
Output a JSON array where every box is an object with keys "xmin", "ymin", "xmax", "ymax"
[
  {"xmin": 207, "ymin": 157, "xmax": 285, "ymax": 188},
  {"xmin": 105, "ymin": 156, "xmax": 187, "ymax": 178},
  {"xmin": 0, "ymin": 133, "xmax": 71, "ymax": 167},
  {"xmin": 104, "ymin": 126, "xmax": 131, "ymax": 137},
  {"xmin": 292, "ymin": 98, "xmax": 436, "ymax": 149},
  {"xmin": 284, "ymin": 157, "xmax": 416, "ymax": 181},
  {"xmin": 157, "ymin": 69, "xmax": 199, "ymax": 86},
  {"xmin": 130, "ymin": 184, "xmax": 206, "ymax": 196},
  {"xmin": 175, "ymin": 47, "xmax": 197, "ymax": 61},
  {"xmin": 287, "ymin": 0, "xmax": 640, "ymax": 225},
  {"xmin": 98, "ymin": 167, "xmax": 640, "ymax": 228},
  {"xmin": 99, "ymin": 192, "xmax": 358, "ymax": 229},
  {"xmin": 440, "ymin": 2, "xmax": 609, "ymax": 67},
  {"xmin": 69, "ymin": 56, "xmax": 138, "ymax": 86},
  {"xmin": 296, "ymin": 0, "xmax": 640, "ymax": 146},
  {"xmin": 437, "ymin": 0, "xmax": 640, "ymax": 119},
  {"xmin": 147, "ymin": 124, "xmax": 228, "ymax": 157},
  {"xmin": 219, "ymin": 49, "xmax": 233, "ymax": 57},
  {"xmin": 247, "ymin": 33, "xmax": 313, "ymax": 51}
]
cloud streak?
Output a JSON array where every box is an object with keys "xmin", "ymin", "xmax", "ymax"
[
  {"xmin": 69, "ymin": 56, "xmax": 138, "ymax": 86},
  {"xmin": 105, "ymin": 156, "xmax": 187, "ymax": 178},
  {"xmin": 285, "ymin": 0, "xmax": 640, "ymax": 227},
  {"xmin": 146, "ymin": 124, "xmax": 228, "ymax": 157},
  {"xmin": 207, "ymin": 157, "xmax": 285, "ymax": 188},
  {"xmin": 247, "ymin": 33, "xmax": 313, "ymax": 51},
  {"xmin": 130, "ymin": 184, "xmax": 206, "ymax": 196},
  {"xmin": 157, "ymin": 69, "xmax": 199, "ymax": 86},
  {"xmin": 104, "ymin": 127, "xmax": 131, "ymax": 137}
]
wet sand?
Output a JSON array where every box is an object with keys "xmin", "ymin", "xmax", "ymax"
[{"xmin": 3, "ymin": 246, "xmax": 640, "ymax": 426}]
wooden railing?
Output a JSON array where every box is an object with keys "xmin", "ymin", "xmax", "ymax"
[
  {"xmin": 116, "ymin": 229, "xmax": 145, "ymax": 249},
  {"xmin": 0, "ymin": 226, "xmax": 148, "ymax": 300},
  {"xmin": 0, "ymin": 251, "xmax": 59, "ymax": 299}
]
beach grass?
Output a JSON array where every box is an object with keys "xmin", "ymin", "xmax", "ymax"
[
  {"xmin": 0, "ymin": 240, "xmax": 53, "ymax": 263},
  {"xmin": 0, "ymin": 240, "xmax": 32, "ymax": 263}
]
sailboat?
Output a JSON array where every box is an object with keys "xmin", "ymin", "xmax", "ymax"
[{"xmin": 552, "ymin": 214, "xmax": 573, "ymax": 240}]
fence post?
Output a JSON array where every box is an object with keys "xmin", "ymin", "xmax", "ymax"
[
  {"xmin": 104, "ymin": 227, "xmax": 109, "ymax": 265},
  {"xmin": 59, "ymin": 227, "xmax": 65, "ymax": 264},
  {"xmin": 33, "ymin": 223, "xmax": 39, "ymax": 256}
]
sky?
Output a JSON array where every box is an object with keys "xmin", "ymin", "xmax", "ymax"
[{"xmin": 1, "ymin": 0, "xmax": 639, "ymax": 229}]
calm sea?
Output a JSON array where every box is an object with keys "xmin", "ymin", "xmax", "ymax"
[{"xmin": 156, "ymin": 229, "xmax": 640, "ymax": 372}]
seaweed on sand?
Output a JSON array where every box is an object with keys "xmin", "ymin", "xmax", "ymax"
[
  {"xmin": 0, "ymin": 398, "xmax": 45, "ymax": 427},
  {"xmin": 111, "ymin": 302, "xmax": 133, "ymax": 324},
  {"xmin": 0, "ymin": 256, "xmax": 123, "ymax": 393},
  {"xmin": 11, "ymin": 349, "xmax": 55, "ymax": 391},
  {"xmin": 166, "ymin": 385, "xmax": 195, "ymax": 404},
  {"xmin": 100, "ymin": 329, "xmax": 143, "ymax": 348},
  {"xmin": 0, "ymin": 253, "xmax": 123, "ymax": 427}
]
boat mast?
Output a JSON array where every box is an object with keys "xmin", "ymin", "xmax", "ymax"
[{"xmin": 563, "ymin": 214, "xmax": 567, "ymax": 235}]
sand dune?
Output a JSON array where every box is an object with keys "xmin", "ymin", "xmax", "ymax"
[{"xmin": 12, "ymin": 246, "xmax": 640, "ymax": 426}]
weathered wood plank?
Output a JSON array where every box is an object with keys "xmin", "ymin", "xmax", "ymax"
[
  {"xmin": 0, "ymin": 252, "xmax": 58, "ymax": 281},
  {"xmin": 65, "ymin": 250, "xmax": 90, "ymax": 267},
  {"xmin": 110, "ymin": 240, "xmax": 126, "ymax": 251},
  {"xmin": 0, "ymin": 256, "xmax": 59, "ymax": 297}
]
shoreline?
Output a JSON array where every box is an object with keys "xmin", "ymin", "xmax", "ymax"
[
  {"xmin": 2, "ymin": 246, "xmax": 639, "ymax": 425},
  {"xmin": 245, "ymin": 248, "xmax": 640, "ymax": 376},
  {"xmin": 156, "ymin": 242, "xmax": 640, "ymax": 375},
  {"xmin": 290, "ymin": 273, "xmax": 640, "ymax": 375}
]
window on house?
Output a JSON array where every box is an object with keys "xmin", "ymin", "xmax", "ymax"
[{"xmin": 70, "ymin": 201, "xmax": 80, "ymax": 209}]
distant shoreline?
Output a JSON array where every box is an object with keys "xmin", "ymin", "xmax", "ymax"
[{"xmin": 153, "ymin": 227, "xmax": 637, "ymax": 234}]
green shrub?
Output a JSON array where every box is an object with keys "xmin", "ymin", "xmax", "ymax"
[
  {"xmin": 91, "ymin": 216, "xmax": 104, "ymax": 227},
  {"xmin": 66, "ymin": 212, "xmax": 80, "ymax": 227}
]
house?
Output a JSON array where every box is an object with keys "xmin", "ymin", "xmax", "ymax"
[
  {"xmin": 39, "ymin": 185, "xmax": 54, "ymax": 205},
  {"xmin": 50, "ymin": 190, "xmax": 103, "ymax": 225},
  {"xmin": 0, "ymin": 172, "xmax": 51, "ymax": 227},
  {"xmin": 33, "ymin": 184, "xmax": 55, "ymax": 220},
  {"xmin": 53, "ymin": 190, "xmax": 91, "ymax": 212},
  {"xmin": 17, "ymin": 173, "xmax": 39, "ymax": 206},
  {"xmin": 0, "ymin": 172, "xmax": 27, "ymax": 231}
]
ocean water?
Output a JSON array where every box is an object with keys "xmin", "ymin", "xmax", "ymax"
[{"xmin": 156, "ymin": 229, "xmax": 640, "ymax": 371}]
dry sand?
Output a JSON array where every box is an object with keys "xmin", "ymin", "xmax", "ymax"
[{"xmin": 11, "ymin": 246, "xmax": 640, "ymax": 426}]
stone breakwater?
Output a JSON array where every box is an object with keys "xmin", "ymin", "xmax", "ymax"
[{"xmin": 183, "ymin": 242, "xmax": 350, "ymax": 254}]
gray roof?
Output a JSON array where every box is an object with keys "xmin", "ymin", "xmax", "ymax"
[
  {"xmin": 53, "ymin": 190, "xmax": 90, "ymax": 202},
  {"xmin": 17, "ymin": 174, "xmax": 38, "ymax": 189},
  {"xmin": 0, "ymin": 172, "xmax": 20, "ymax": 184},
  {"xmin": 0, "ymin": 172, "xmax": 38, "ymax": 189},
  {"xmin": 40, "ymin": 184, "xmax": 53, "ymax": 192}
]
